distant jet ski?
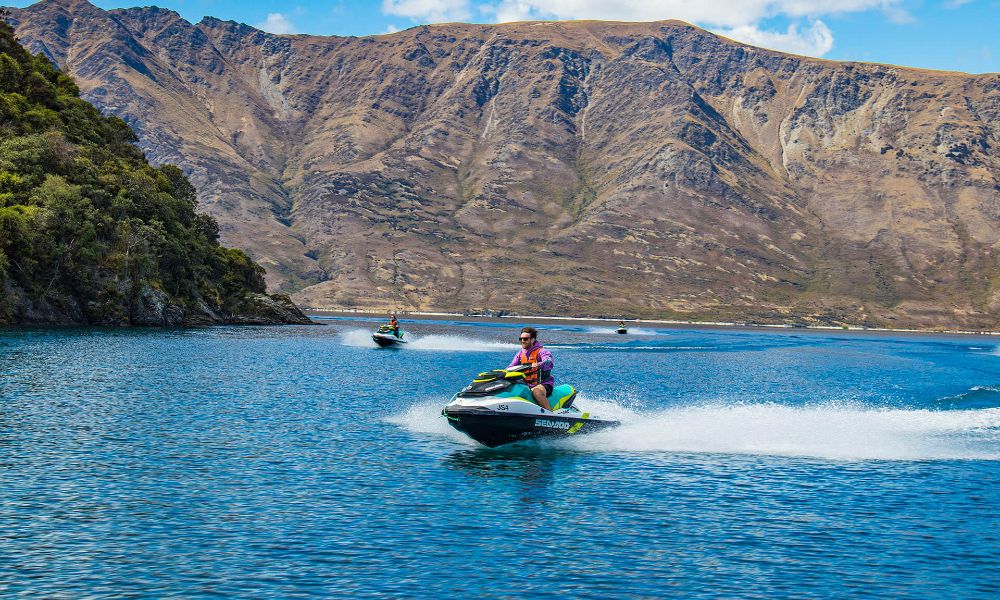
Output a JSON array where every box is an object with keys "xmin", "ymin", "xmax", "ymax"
[
  {"xmin": 442, "ymin": 364, "xmax": 619, "ymax": 447},
  {"xmin": 615, "ymin": 326, "xmax": 628, "ymax": 334},
  {"xmin": 372, "ymin": 324, "xmax": 406, "ymax": 347}
]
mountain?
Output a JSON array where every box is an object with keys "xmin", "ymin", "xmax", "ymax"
[
  {"xmin": 0, "ymin": 10, "xmax": 309, "ymax": 325},
  {"xmin": 7, "ymin": 0, "xmax": 1000, "ymax": 328}
]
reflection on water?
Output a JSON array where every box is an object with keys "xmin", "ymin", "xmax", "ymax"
[{"xmin": 444, "ymin": 448, "xmax": 560, "ymax": 502}]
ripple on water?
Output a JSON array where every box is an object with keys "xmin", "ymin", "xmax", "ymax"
[{"xmin": 1, "ymin": 323, "xmax": 998, "ymax": 597}]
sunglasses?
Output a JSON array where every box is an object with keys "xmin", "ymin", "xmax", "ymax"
[{"xmin": 519, "ymin": 337, "xmax": 533, "ymax": 342}]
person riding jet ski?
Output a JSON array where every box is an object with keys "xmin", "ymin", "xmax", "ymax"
[
  {"xmin": 372, "ymin": 314, "xmax": 405, "ymax": 347},
  {"xmin": 510, "ymin": 326, "xmax": 554, "ymax": 410},
  {"xmin": 442, "ymin": 328, "xmax": 619, "ymax": 446}
]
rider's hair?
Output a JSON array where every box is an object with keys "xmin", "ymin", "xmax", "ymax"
[{"xmin": 521, "ymin": 326, "xmax": 538, "ymax": 339}]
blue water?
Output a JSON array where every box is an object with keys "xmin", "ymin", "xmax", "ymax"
[{"xmin": 2, "ymin": 319, "xmax": 999, "ymax": 598}]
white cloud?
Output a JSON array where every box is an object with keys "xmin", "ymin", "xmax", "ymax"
[
  {"xmin": 385, "ymin": 24, "xmax": 401, "ymax": 33},
  {"xmin": 485, "ymin": 1, "xmax": 905, "ymax": 29},
  {"xmin": 480, "ymin": 1, "xmax": 906, "ymax": 57},
  {"xmin": 382, "ymin": 0, "xmax": 473, "ymax": 22},
  {"xmin": 491, "ymin": 0, "xmax": 536, "ymax": 22},
  {"xmin": 721, "ymin": 20, "xmax": 834, "ymax": 56},
  {"xmin": 256, "ymin": 13, "xmax": 296, "ymax": 34},
  {"xmin": 383, "ymin": 1, "xmax": 913, "ymax": 58},
  {"xmin": 943, "ymin": 0, "xmax": 973, "ymax": 8},
  {"xmin": 883, "ymin": 6, "xmax": 916, "ymax": 23}
]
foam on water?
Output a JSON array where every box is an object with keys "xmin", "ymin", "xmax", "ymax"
[
  {"xmin": 550, "ymin": 344, "xmax": 707, "ymax": 352},
  {"xmin": 339, "ymin": 328, "xmax": 516, "ymax": 351},
  {"xmin": 584, "ymin": 326, "xmax": 657, "ymax": 336},
  {"xmin": 932, "ymin": 385, "xmax": 1000, "ymax": 410},
  {"xmin": 407, "ymin": 334, "xmax": 517, "ymax": 352},
  {"xmin": 386, "ymin": 401, "xmax": 477, "ymax": 445},
  {"xmin": 394, "ymin": 397, "xmax": 1000, "ymax": 461},
  {"xmin": 340, "ymin": 328, "xmax": 380, "ymax": 347}
]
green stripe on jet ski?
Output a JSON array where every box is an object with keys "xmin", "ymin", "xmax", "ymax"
[{"xmin": 567, "ymin": 413, "xmax": 589, "ymax": 434}]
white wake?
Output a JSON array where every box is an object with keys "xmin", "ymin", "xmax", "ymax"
[
  {"xmin": 340, "ymin": 328, "xmax": 516, "ymax": 352},
  {"xmin": 391, "ymin": 397, "xmax": 1000, "ymax": 461},
  {"xmin": 584, "ymin": 326, "xmax": 657, "ymax": 336}
]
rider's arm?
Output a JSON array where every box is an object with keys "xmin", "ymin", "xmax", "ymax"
[
  {"xmin": 536, "ymin": 348, "xmax": 553, "ymax": 370},
  {"xmin": 507, "ymin": 352, "xmax": 521, "ymax": 369}
]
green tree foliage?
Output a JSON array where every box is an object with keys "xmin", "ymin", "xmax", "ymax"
[{"xmin": 0, "ymin": 12, "xmax": 268, "ymax": 322}]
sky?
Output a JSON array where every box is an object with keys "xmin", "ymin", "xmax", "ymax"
[{"xmin": 9, "ymin": 0, "xmax": 998, "ymax": 73}]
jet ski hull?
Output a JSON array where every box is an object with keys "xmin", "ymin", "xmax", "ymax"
[
  {"xmin": 372, "ymin": 332, "xmax": 405, "ymax": 347},
  {"xmin": 615, "ymin": 328, "xmax": 628, "ymax": 334},
  {"xmin": 444, "ymin": 405, "xmax": 619, "ymax": 448}
]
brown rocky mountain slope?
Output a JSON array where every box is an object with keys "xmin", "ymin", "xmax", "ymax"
[{"xmin": 7, "ymin": 0, "xmax": 1000, "ymax": 327}]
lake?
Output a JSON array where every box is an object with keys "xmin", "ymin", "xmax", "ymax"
[{"xmin": 2, "ymin": 318, "xmax": 998, "ymax": 597}]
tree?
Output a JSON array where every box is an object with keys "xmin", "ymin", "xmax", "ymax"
[
  {"xmin": 0, "ymin": 53, "xmax": 22, "ymax": 92},
  {"xmin": 115, "ymin": 217, "xmax": 165, "ymax": 284},
  {"xmin": 0, "ymin": 18, "xmax": 278, "ymax": 324}
]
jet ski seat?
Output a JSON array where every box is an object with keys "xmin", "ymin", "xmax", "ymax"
[
  {"xmin": 548, "ymin": 384, "xmax": 577, "ymax": 411},
  {"xmin": 376, "ymin": 324, "xmax": 401, "ymax": 337}
]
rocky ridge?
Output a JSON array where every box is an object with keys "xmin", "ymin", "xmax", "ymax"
[
  {"xmin": 8, "ymin": 0, "xmax": 1000, "ymax": 328},
  {"xmin": 4, "ymin": 278, "xmax": 310, "ymax": 326}
]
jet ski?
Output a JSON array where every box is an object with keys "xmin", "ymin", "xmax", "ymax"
[
  {"xmin": 372, "ymin": 324, "xmax": 406, "ymax": 347},
  {"xmin": 442, "ymin": 364, "xmax": 619, "ymax": 447},
  {"xmin": 616, "ymin": 326, "xmax": 628, "ymax": 334}
]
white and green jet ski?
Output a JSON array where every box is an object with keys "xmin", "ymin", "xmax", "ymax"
[
  {"xmin": 442, "ymin": 364, "xmax": 619, "ymax": 447},
  {"xmin": 372, "ymin": 324, "xmax": 406, "ymax": 347}
]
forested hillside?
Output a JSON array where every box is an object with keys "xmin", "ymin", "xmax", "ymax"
[{"xmin": 0, "ymin": 13, "xmax": 308, "ymax": 325}]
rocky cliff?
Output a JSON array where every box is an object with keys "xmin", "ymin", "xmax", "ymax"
[{"xmin": 8, "ymin": 0, "xmax": 1000, "ymax": 328}]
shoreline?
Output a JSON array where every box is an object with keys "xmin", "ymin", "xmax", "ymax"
[{"xmin": 303, "ymin": 308, "xmax": 1000, "ymax": 337}]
